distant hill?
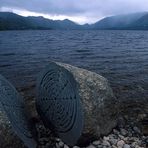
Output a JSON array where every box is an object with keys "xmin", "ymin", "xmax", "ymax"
[
  {"xmin": 0, "ymin": 12, "xmax": 148, "ymax": 30},
  {"xmin": 26, "ymin": 16, "xmax": 82, "ymax": 29},
  {"xmin": 0, "ymin": 12, "xmax": 31, "ymax": 30},
  {"xmin": 127, "ymin": 14, "xmax": 148, "ymax": 30},
  {"xmin": 0, "ymin": 12, "xmax": 81, "ymax": 30},
  {"xmin": 92, "ymin": 12, "xmax": 148, "ymax": 29}
]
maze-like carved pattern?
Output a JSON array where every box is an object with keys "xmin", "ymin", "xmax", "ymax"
[
  {"xmin": 36, "ymin": 62, "xmax": 83, "ymax": 146},
  {"xmin": 0, "ymin": 75, "xmax": 37, "ymax": 148}
]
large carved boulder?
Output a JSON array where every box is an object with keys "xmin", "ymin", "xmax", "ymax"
[
  {"xmin": 56, "ymin": 62, "xmax": 119, "ymax": 142},
  {"xmin": 36, "ymin": 61, "xmax": 119, "ymax": 146}
]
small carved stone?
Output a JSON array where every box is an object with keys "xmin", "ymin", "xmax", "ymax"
[{"xmin": 0, "ymin": 75, "xmax": 37, "ymax": 148}]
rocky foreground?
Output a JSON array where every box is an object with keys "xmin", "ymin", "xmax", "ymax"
[
  {"xmin": 36, "ymin": 62, "xmax": 148, "ymax": 148},
  {"xmin": 36, "ymin": 116, "xmax": 148, "ymax": 148},
  {"xmin": 0, "ymin": 62, "xmax": 147, "ymax": 148}
]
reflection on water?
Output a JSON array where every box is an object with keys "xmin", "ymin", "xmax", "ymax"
[{"xmin": 0, "ymin": 30, "xmax": 148, "ymax": 101}]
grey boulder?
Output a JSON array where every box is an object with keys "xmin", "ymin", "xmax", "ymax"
[
  {"xmin": 0, "ymin": 106, "xmax": 25, "ymax": 148},
  {"xmin": 56, "ymin": 62, "xmax": 118, "ymax": 143}
]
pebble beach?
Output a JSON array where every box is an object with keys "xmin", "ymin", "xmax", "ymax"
[{"xmin": 37, "ymin": 117, "xmax": 148, "ymax": 148}]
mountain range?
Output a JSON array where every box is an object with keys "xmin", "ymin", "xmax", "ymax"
[{"xmin": 0, "ymin": 12, "xmax": 148, "ymax": 30}]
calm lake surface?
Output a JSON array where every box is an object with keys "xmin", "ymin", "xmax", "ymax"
[{"xmin": 0, "ymin": 30, "xmax": 148, "ymax": 101}]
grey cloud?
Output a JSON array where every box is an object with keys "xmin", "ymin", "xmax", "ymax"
[
  {"xmin": 0, "ymin": 0, "xmax": 85, "ymax": 15},
  {"xmin": 0, "ymin": 0, "xmax": 148, "ymax": 19}
]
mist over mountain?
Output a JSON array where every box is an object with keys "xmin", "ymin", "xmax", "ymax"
[
  {"xmin": 92, "ymin": 12, "xmax": 147, "ymax": 29},
  {"xmin": 0, "ymin": 12, "xmax": 148, "ymax": 30},
  {"xmin": 127, "ymin": 13, "xmax": 148, "ymax": 30},
  {"xmin": 0, "ymin": 12, "xmax": 82, "ymax": 30}
]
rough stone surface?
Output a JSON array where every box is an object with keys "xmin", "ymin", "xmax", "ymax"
[
  {"xmin": 0, "ymin": 106, "xmax": 25, "ymax": 148},
  {"xmin": 0, "ymin": 74, "xmax": 37, "ymax": 148},
  {"xmin": 57, "ymin": 62, "xmax": 118, "ymax": 141}
]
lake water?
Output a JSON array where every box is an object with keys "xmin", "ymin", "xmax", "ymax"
[{"xmin": 0, "ymin": 30, "xmax": 148, "ymax": 102}]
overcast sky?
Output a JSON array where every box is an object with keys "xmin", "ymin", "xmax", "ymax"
[{"xmin": 0, "ymin": 0, "xmax": 148, "ymax": 24}]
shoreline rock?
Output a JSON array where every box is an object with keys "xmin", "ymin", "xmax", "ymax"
[
  {"xmin": 56, "ymin": 62, "xmax": 119, "ymax": 144},
  {"xmin": 0, "ymin": 106, "xmax": 26, "ymax": 148}
]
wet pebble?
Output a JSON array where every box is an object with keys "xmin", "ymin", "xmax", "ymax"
[
  {"xmin": 117, "ymin": 140, "xmax": 125, "ymax": 147},
  {"xmin": 123, "ymin": 144, "xmax": 130, "ymax": 148},
  {"xmin": 92, "ymin": 140, "xmax": 101, "ymax": 145}
]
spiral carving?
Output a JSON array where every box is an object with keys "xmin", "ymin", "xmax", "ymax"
[
  {"xmin": 0, "ymin": 75, "xmax": 37, "ymax": 148},
  {"xmin": 36, "ymin": 62, "xmax": 83, "ymax": 146}
]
